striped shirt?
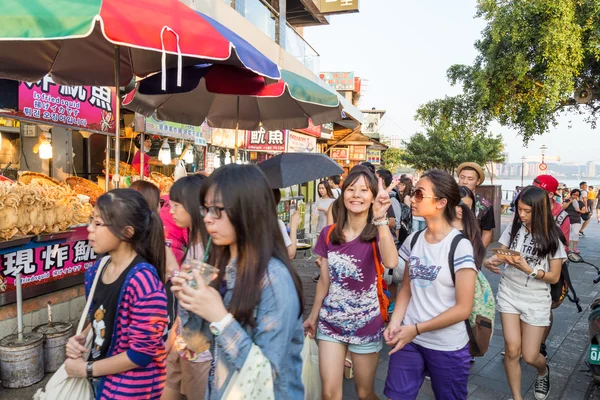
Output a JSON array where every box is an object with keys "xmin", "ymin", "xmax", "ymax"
[{"xmin": 85, "ymin": 259, "xmax": 168, "ymax": 399}]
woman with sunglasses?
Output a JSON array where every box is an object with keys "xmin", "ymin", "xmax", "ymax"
[
  {"xmin": 304, "ymin": 168, "xmax": 399, "ymax": 400},
  {"xmin": 384, "ymin": 170, "xmax": 477, "ymax": 400},
  {"xmin": 487, "ymin": 186, "xmax": 566, "ymax": 400},
  {"xmin": 171, "ymin": 165, "xmax": 305, "ymax": 399}
]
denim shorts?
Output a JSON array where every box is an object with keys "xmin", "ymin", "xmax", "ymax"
[{"xmin": 317, "ymin": 331, "xmax": 382, "ymax": 354}]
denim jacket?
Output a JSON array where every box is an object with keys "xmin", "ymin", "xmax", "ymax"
[{"xmin": 207, "ymin": 257, "xmax": 304, "ymax": 400}]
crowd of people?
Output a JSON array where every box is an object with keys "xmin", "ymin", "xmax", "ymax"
[{"xmin": 61, "ymin": 160, "xmax": 575, "ymax": 400}]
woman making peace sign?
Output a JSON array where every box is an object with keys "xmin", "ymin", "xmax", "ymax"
[{"xmin": 304, "ymin": 167, "xmax": 399, "ymax": 400}]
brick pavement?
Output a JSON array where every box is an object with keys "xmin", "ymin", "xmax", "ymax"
[{"xmin": 294, "ymin": 214, "xmax": 600, "ymax": 399}]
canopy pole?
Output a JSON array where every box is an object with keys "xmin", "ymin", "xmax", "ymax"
[
  {"xmin": 114, "ymin": 45, "xmax": 121, "ymax": 188},
  {"xmin": 234, "ymin": 96, "xmax": 239, "ymax": 163},
  {"xmin": 140, "ymin": 131, "xmax": 145, "ymax": 181},
  {"xmin": 105, "ymin": 135, "xmax": 110, "ymax": 191}
]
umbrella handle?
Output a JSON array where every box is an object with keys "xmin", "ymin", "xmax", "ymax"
[{"xmin": 160, "ymin": 26, "xmax": 182, "ymax": 91}]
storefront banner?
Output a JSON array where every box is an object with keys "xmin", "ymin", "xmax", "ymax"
[
  {"xmin": 367, "ymin": 149, "xmax": 381, "ymax": 165},
  {"xmin": 320, "ymin": 72, "xmax": 355, "ymax": 91},
  {"xmin": 349, "ymin": 145, "xmax": 367, "ymax": 161},
  {"xmin": 143, "ymin": 114, "xmax": 206, "ymax": 146},
  {"xmin": 296, "ymin": 119, "xmax": 322, "ymax": 138},
  {"xmin": 245, "ymin": 128, "xmax": 286, "ymax": 152},
  {"xmin": 288, "ymin": 131, "xmax": 317, "ymax": 153},
  {"xmin": 17, "ymin": 75, "xmax": 116, "ymax": 133},
  {"xmin": 205, "ymin": 152, "xmax": 215, "ymax": 173},
  {"xmin": 330, "ymin": 147, "xmax": 348, "ymax": 160},
  {"xmin": 211, "ymin": 127, "xmax": 244, "ymax": 149},
  {"xmin": 0, "ymin": 240, "xmax": 97, "ymax": 293},
  {"xmin": 318, "ymin": 0, "xmax": 359, "ymax": 14}
]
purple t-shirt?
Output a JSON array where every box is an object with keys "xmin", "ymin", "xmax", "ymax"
[{"xmin": 314, "ymin": 225, "xmax": 384, "ymax": 344}]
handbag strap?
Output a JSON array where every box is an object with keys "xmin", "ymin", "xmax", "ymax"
[{"xmin": 76, "ymin": 256, "xmax": 111, "ymax": 335}]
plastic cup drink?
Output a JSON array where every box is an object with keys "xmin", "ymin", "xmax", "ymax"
[{"xmin": 184, "ymin": 259, "xmax": 219, "ymax": 288}]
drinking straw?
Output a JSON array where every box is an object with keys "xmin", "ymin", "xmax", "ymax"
[{"xmin": 203, "ymin": 236, "xmax": 212, "ymax": 263}]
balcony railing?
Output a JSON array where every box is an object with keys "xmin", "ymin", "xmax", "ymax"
[
  {"xmin": 229, "ymin": 0, "xmax": 320, "ymax": 74},
  {"xmin": 285, "ymin": 23, "xmax": 320, "ymax": 75}
]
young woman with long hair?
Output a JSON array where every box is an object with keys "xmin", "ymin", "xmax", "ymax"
[
  {"xmin": 315, "ymin": 180, "xmax": 336, "ymax": 235},
  {"xmin": 171, "ymin": 164, "xmax": 305, "ymax": 399},
  {"xmin": 383, "ymin": 170, "xmax": 477, "ymax": 400},
  {"xmin": 162, "ymin": 175, "xmax": 211, "ymax": 400},
  {"xmin": 304, "ymin": 169, "xmax": 399, "ymax": 400},
  {"xmin": 398, "ymin": 177, "xmax": 413, "ymax": 207},
  {"xmin": 65, "ymin": 189, "xmax": 168, "ymax": 399},
  {"xmin": 487, "ymin": 185, "xmax": 566, "ymax": 400},
  {"xmin": 454, "ymin": 186, "xmax": 485, "ymax": 268}
]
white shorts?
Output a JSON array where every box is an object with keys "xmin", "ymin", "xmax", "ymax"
[
  {"xmin": 496, "ymin": 279, "xmax": 551, "ymax": 326},
  {"xmin": 570, "ymin": 223, "xmax": 581, "ymax": 241}
]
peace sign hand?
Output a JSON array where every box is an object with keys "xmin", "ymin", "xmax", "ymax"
[{"xmin": 373, "ymin": 177, "xmax": 399, "ymax": 219}]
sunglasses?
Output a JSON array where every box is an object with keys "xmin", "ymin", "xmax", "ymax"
[{"xmin": 412, "ymin": 188, "xmax": 439, "ymax": 203}]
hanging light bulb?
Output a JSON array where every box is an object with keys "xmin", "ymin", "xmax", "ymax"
[
  {"xmin": 175, "ymin": 142, "xmax": 183, "ymax": 155},
  {"xmin": 184, "ymin": 146, "xmax": 194, "ymax": 164},
  {"xmin": 224, "ymin": 150, "xmax": 232, "ymax": 165},
  {"xmin": 36, "ymin": 133, "xmax": 53, "ymax": 159},
  {"xmin": 213, "ymin": 151, "xmax": 221, "ymax": 170},
  {"xmin": 159, "ymin": 138, "xmax": 171, "ymax": 165}
]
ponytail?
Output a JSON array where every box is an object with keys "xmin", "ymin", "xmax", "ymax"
[
  {"xmin": 136, "ymin": 211, "xmax": 166, "ymax": 282},
  {"xmin": 459, "ymin": 203, "xmax": 485, "ymax": 267}
]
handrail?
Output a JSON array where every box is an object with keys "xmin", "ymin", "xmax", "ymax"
[{"xmin": 285, "ymin": 22, "xmax": 320, "ymax": 57}]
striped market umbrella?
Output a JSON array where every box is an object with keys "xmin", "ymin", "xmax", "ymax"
[
  {"xmin": 0, "ymin": 0, "xmax": 280, "ymax": 180},
  {"xmin": 123, "ymin": 64, "xmax": 343, "ymax": 131}
]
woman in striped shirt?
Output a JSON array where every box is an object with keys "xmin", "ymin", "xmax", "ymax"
[{"xmin": 65, "ymin": 189, "xmax": 168, "ymax": 399}]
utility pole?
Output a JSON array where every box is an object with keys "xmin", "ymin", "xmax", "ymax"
[{"xmin": 521, "ymin": 156, "xmax": 526, "ymax": 187}]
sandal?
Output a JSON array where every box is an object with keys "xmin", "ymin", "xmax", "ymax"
[{"xmin": 344, "ymin": 357, "xmax": 354, "ymax": 380}]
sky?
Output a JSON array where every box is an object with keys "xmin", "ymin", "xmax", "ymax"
[{"xmin": 303, "ymin": 0, "xmax": 597, "ymax": 165}]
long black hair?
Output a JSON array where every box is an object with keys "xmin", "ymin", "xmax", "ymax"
[
  {"xmin": 399, "ymin": 177, "xmax": 413, "ymax": 201},
  {"xmin": 170, "ymin": 175, "xmax": 208, "ymax": 259},
  {"xmin": 330, "ymin": 169, "xmax": 378, "ymax": 244},
  {"xmin": 459, "ymin": 186, "xmax": 476, "ymax": 213},
  {"xmin": 421, "ymin": 169, "xmax": 461, "ymax": 225},
  {"xmin": 510, "ymin": 185, "xmax": 566, "ymax": 258},
  {"xmin": 200, "ymin": 164, "xmax": 303, "ymax": 328},
  {"xmin": 318, "ymin": 180, "xmax": 334, "ymax": 199},
  {"xmin": 96, "ymin": 189, "xmax": 166, "ymax": 281}
]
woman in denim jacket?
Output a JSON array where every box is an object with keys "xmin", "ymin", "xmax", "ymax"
[{"xmin": 172, "ymin": 164, "xmax": 305, "ymax": 399}]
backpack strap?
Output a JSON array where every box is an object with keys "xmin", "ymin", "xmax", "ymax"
[
  {"xmin": 447, "ymin": 233, "xmax": 481, "ymax": 355},
  {"xmin": 410, "ymin": 229, "xmax": 424, "ymax": 249},
  {"xmin": 326, "ymin": 223, "xmax": 389, "ymax": 322},
  {"xmin": 562, "ymin": 261, "xmax": 582, "ymax": 312},
  {"xmin": 326, "ymin": 224, "xmax": 336, "ymax": 245}
]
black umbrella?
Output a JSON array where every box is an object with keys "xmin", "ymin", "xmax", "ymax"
[{"xmin": 258, "ymin": 153, "xmax": 344, "ymax": 189}]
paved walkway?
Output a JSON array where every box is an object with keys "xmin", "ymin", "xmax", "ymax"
[{"xmin": 294, "ymin": 214, "xmax": 600, "ymax": 399}]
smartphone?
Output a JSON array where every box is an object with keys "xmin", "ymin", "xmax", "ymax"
[{"xmin": 493, "ymin": 248, "xmax": 521, "ymax": 257}]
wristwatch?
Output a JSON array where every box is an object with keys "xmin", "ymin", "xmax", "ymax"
[
  {"xmin": 86, "ymin": 361, "xmax": 94, "ymax": 379},
  {"xmin": 528, "ymin": 269, "xmax": 538, "ymax": 278},
  {"xmin": 209, "ymin": 313, "xmax": 234, "ymax": 336}
]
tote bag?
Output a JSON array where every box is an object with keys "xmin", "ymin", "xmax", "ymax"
[{"xmin": 34, "ymin": 256, "xmax": 111, "ymax": 400}]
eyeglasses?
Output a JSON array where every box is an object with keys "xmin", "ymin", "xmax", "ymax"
[
  {"xmin": 200, "ymin": 205, "xmax": 226, "ymax": 219},
  {"xmin": 412, "ymin": 188, "xmax": 439, "ymax": 203},
  {"xmin": 88, "ymin": 217, "xmax": 109, "ymax": 228}
]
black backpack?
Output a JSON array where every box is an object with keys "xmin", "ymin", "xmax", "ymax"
[{"xmin": 551, "ymin": 211, "xmax": 582, "ymax": 311}]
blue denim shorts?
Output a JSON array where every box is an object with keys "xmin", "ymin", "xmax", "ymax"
[{"xmin": 317, "ymin": 331, "xmax": 383, "ymax": 354}]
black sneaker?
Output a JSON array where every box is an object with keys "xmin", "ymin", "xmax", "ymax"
[
  {"xmin": 534, "ymin": 365, "xmax": 550, "ymax": 400},
  {"xmin": 540, "ymin": 343, "xmax": 547, "ymax": 358},
  {"xmin": 580, "ymin": 231, "xmax": 585, "ymax": 237}
]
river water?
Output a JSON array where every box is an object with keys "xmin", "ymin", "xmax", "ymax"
[{"xmin": 490, "ymin": 178, "xmax": 598, "ymax": 192}]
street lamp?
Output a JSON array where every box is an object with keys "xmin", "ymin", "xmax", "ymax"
[{"xmin": 521, "ymin": 156, "xmax": 526, "ymax": 187}]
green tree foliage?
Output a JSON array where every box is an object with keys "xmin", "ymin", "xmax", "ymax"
[
  {"xmin": 448, "ymin": 0, "xmax": 600, "ymax": 142},
  {"xmin": 381, "ymin": 147, "xmax": 405, "ymax": 173},
  {"xmin": 400, "ymin": 96, "xmax": 505, "ymax": 174}
]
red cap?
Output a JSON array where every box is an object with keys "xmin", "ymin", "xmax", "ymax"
[{"xmin": 533, "ymin": 175, "xmax": 558, "ymax": 194}]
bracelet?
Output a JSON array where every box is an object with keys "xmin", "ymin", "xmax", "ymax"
[
  {"xmin": 86, "ymin": 361, "xmax": 94, "ymax": 379},
  {"xmin": 415, "ymin": 323, "xmax": 421, "ymax": 335},
  {"xmin": 372, "ymin": 217, "xmax": 388, "ymax": 226},
  {"xmin": 538, "ymin": 270, "xmax": 546, "ymax": 280}
]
